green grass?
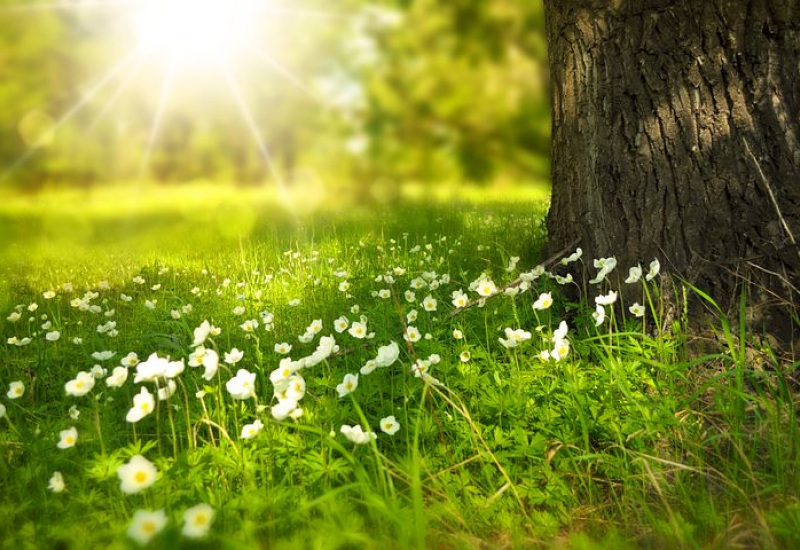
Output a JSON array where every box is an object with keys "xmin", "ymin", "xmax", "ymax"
[{"xmin": 0, "ymin": 185, "xmax": 798, "ymax": 549}]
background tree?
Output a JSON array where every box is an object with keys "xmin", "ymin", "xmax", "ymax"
[{"xmin": 543, "ymin": 0, "xmax": 800, "ymax": 315}]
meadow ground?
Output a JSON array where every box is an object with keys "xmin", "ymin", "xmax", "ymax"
[{"xmin": 0, "ymin": 184, "xmax": 798, "ymax": 549}]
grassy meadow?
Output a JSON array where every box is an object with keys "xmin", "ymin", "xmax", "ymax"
[{"xmin": 1, "ymin": 185, "xmax": 799, "ymax": 549}]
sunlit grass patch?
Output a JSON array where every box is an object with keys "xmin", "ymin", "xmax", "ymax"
[{"xmin": 0, "ymin": 187, "xmax": 798, "ymax": 548}]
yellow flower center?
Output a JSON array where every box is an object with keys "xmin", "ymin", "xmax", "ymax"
[
  {"xmin": 134, "ymin": 471, "xmax": 148, "ymax": 483},
  {"xmin": 141, "ymin": 520, "xmax": 156, "ymax": 534},
  {"xmin": 65, "ymin": 436, "xmax": 74, "ymax": 445},
  {"xmin": 194, "ymin": 513, "xmax": 207, "ymax": 526}
]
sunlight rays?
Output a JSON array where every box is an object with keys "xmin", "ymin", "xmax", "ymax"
[
  {"xmin": 1, "ymin": 49, "xmax": 140, "ymax": 182},
  {"xmin": 138, "ymin": 62, "xmax": 175, "ymax": 181},
  {"xmin": 86, "ymin": 57, "xmax": 145, "ymax": 132},
  {"xmin": 247, "ymin": 47, "xmax": 324, "ymax": 105},
  {"xmin": 219, "ymin": 61, "xmax": 285, "ymax": 191},
  {"xmin": 0, "ymin": 0, "xmax": 357, "ymax": 188}
]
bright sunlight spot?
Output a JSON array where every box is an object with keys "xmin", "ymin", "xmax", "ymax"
[{"xmin": 135, "ymin": 0, "xmax": 257, "ymax": 67}]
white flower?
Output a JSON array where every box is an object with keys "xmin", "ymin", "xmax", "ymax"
[
  {"xmin": 240, "ymin": 419, "xmax": 264, "ymax": 440},
  {"xmin": 121, "ymin": 352, "xmax": 140, "ymax": 367},
  {"xmin": 592, "ymin": 305, "xmax": 606, "ymax": 326},
  {"xmin": 625, "ymin": 265, "xmax": 642, "ymax": 284},
  {"xmin": 550, "ymin": 339, "xmax": 570, "ymax": 362},
  {"xmin": 126, "ymin": 387, "xmax": 155, "ymax": 423},
  {"xmin": 182, "ymin": 503, "xmax": 214, "ymax": 539},
  {"xmin": 532, "ymin": 292, "xmax": 553, "ymax": 310},
  {"xmin": 270, "ymin": 358, "xmax": 298, "ymax": 384},
  {"xmin": 224, "ymin": 348, "xmax": 244, "ymax": 364},
  {"xmin": 451, "ymin": 290, "xmax": 468, "ymax": 308},
  {"xmin": 373, "ymin": 341, "xmax": 400, "ymax": 368},
  {"xmin": 134, "ymin": 353, "xmax": 169, "ymax": 383},
  {"xmin": 298, "ymin": 332, "xmax": 315, "ymax": 344},
  {"xmin": 307, "ymin": 319, "xmax": 323, "ymax": 334},
  {"xmin": 629, "ymin": 303, "xmax": 646, "ymax": 318},
  {"xmin": 499, "ymin": 328, "xmax": 532, "ymax": 349},
  {"xmin": 555, "ymin": 273, "xmax": 573, "ymax": 285},
  {"xmin": 240, "ymin": 319, "xmax": 259, "ymax": 332},
  {"xmin": 6, "ymin": 311, "xmax": 21, "ymax": 322},
  {"xmin": 590, "ymin": 257, "xmax": 618, "ymax": 284},
  {"xmin": 404, "ymin": 326, "xmax": 421, "ymax": 343},
  {"xmin": 348, "ymin": 321, "xmax": 368, "ymax": 339},
  {"xmin": 45, "ymin": 331, "xmax": 61, "ymax": 342},
  {"xmin": 65, "ymin": 371, "xmax": 96, "ymax": 397},
  {"xmin": 90, "ymin": 365, "xmax": 107, "ymax": 379},
  {"xmin": 144, "ymin": 300, "xmax": 157, "ymax": 310},
  {"xmin": 595, "ymin": 291, "xmax": 618, "ymax": 306},
  {"xmin": 645, "ymin": 259, "xmax": 661, "ymax": 281},
  {"xmin": 92, "ymin": 350, "xmax": 115, "ymax": 361},
  {"xmin": 360, "ymin": 360, "xmax": 378, "ymax": 375},
  {"xmin": 338, "ymin": 281, "xmax": 351, "ymax": 293},
  {"xmin": 378, "ymin": 289, "xmax": 391, "ymax": 299},
  {"xmin": 380, "ymin": 415, "xmax": 400, "ymax": 435},
  {"xmin": 48, "ymin": 471, "xmax": 65, "ymax": 493},
  {"xmin": 271, "ymin": 398, "xmax": 300, "ymax": 421},
  {"xmin": 226, "ymin": 369, "xmax": 256, "ymax": 400},
  {"xmin": 411, "ymin": 359, "xmax": 431, "ymax": 378},
  {"xmin": 422, "ymin": 295, "xmax": 437, "ymax": 312},
  {"xmin": 127, "ymin": 509, "xmax": 167, "ymax": 545},
  {"xmin": 475, "ymin": 279, "xmax": 498, "ymax": 297},
  {"xmin": 171, "ymin": 310, "xmax": 181, "ymax": 319},
  {"xmin": 275, "ymin": 375, "xmax": 306, "ymax": 401},
  {"xmin": 192, "ymin": 320, "xmax": 213, "ymax": 347},
  {"xmin": 340, "ymin": 424, "xmax": 376, "ymax": 444},
  {"xmin": 68, "ymin": 405, "xmax": 80, "ymax": 420},
  {"xmin": 288, "ymin": 298, "xmax": 301, "ymax": 307},
  {"xmin": 117, "ymin": 455, "xmax": 158, "ymax": 494},
  {"xmin": 410, "ymin": 277, "xmax": 426, "ymax": 290},
  {"xmin": 157, "ymin": 380, "xmax": 177, "ymax": 401},
  {"xmin": 404, "ymin": 290, "xmax": 416, "ymax": 303},
  {"xmin": 336, "ymin": 373, "xmax": 359, "ymax": 397},
  {"xmin": 57, "ymin": 427, "xmax": 78, "ymax": 449},
  {"xmin": 460, "ymin": 351, "xmax": 471, "ymax": 362},
  {"xmin": 552, "ymin": 321, "xmax": 569, "ymax": 342},
  {"xmin": 7, "ymin": 381, "xmax": 24, "ymax": 399},
  {"xmin": 504, "ymin": 286, "xmax": 520, "ymax": 297},
  {"xmin": 560, "ymin": 247, "xmax": 583, "ymax": 265},
  {"xmin": 232, "ymin": 306, "xmax": 245, "ymax": 316},
  {"xmin": 274, "ymin": 342, "xmax": 292, "ymax": 355},
  {"xmin": 453, "ymin": 329, "xmax": 463, "ymax": 340},
  {"xmin": 333, "ymin": 316, "xmax": 349, "ymax": 333},
  {"xmin": 188, "ymin": 347, "xmax": 218, "ymax": 380},
  {"xmin": 106, "ymin": 366, "xmax": 128, "ymax": 388}
]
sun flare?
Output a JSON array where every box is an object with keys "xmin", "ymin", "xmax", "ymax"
[{"xmin": 134, "ymin": 0, "xmax": 257, "ymax": 66}]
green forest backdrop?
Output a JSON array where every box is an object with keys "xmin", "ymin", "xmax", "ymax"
[{"xmin": 0, "ymin": 0, "xmax": 550, "ymax": 194}]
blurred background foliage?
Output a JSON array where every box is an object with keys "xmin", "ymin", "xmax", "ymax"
[{"xmin": 0, "ymin": 0, "xmax": 549, "ymax": 195}]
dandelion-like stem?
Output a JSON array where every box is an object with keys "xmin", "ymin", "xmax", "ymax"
[
  {"xmin": 93, "ymin": 397, "xmax": 106, "ymax": 456},
  {"xmin": 164, "ymin": 391, "xmax": 178, "ymax": 458}
]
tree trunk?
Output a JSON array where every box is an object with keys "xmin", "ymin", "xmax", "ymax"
[{"xmin": 543, "ymin": 0, "xmax": 800, "ymax": 315}]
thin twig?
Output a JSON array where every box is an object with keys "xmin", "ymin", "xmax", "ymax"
[{"xmin": 742, "ymin": 136, "xmax": 800, "ymax": 261}]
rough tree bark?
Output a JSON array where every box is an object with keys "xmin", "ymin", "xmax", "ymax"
[{"xmin": 543, "ymin": 0, "xmax": 800, "ymax": 315}]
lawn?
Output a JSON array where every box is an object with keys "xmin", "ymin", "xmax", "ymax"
[{"xmin": 1, "ymin": 184, "xmax": 798, "ymax": 549}]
